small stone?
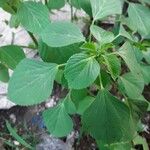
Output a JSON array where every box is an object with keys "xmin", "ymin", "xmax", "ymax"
[
  {"xmin": 13, "ymin": 141, "xmax": 20, "ymax": 146},
  {"xmin": 36, "ymin": 134, "xmax": 70, "ymax": 150},
  {"xmin": 9, "ymin": 114, "xmax": 16, "ymax": 123}
]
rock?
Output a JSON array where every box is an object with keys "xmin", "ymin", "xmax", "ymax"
[
  {"xmin": 36, "ymin": 134, "xmax": 70, "ymax": 150},
  {"xmin": 0, "ymin": 82, "xmax": 15, "ymax": 109}
]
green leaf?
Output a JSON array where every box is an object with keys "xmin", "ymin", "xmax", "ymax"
[
  {"xmin": 70, "ymin": 0, "xmax": 81, "ymax": 9},
  {"xmin": 0, "ymin": 63, "xmax": 9, "ymax": 82},
  {"xmin": 119, "ymin": 25, "xmax": 135, "ymax": 42},
  {"xmin": 79, "ymin": 0, "xmax": 92, "ymax": 16},
  {"xmin": 90, "ymin": 0, "xmax": 122, "ymax": 21},
  {"xmin": 118, "ymin": 72, "xmax": 144, "ymax": 99},
  {"xmin": 0, "ymin": 45, "xmax": 25, "ymax": 70},
  {"xmin": 90, "ymin": 25, "xmax": 115, "ymax": 45},
  {"xmin": 17, "ymin": 1, "xmax": 50, "ymax": 34},
  {"xmin": 97, "ymin": 140, "xmax": 132, "ymax": 150},
  {"xmin": 64, "ymin": 94, "xmax": 77, "ymax": 115},
  {"xmin": 41, "ymin": 21, "xmax": 85, "ymax": 47},
  {"xmin": 141, "ymin": 64, "xmax": 150, "ymax": 85},
  {"xmin": 9, "ymin": 14, "xmax": 20, "ymax": 28},
  {"xmin": 118, "ymin": 42, "xmax": 141, "ymax": 74},
  {"xmin": 127, "ymin": 3, "xmax": 150, "ymax": 37},
  {"xmin": 103, "ymin": 54, "xmax": 121, "ymax": 80},
  {"xmin": 133, "ymin": 135, "xmax": 149, "ymax": 150},
  {"xmin": 38, "ymin": 41, "xmax": 81, "ymax": 64},
  {"xmin": 6, "ymin": 121, "xmax": 33, "ymax": 149},
  {"xmin": 43, "ymin": 102, "xmax": 73, "ymax": 137},
  {"xmin": 76, "ymin": 96, "xmax": 94, "ymax": 115},
  {"xmin": 0, "ymin": 0, "xmax": 6, "ymax": 7},
  {"xmin": 143, "ymin": 50, "xmax": 150, "ymax": 64},
  {"xmin": 64, "ymin": 53, "xmax": 100, "ymax": 89},
  {"xmin": 82, "ymin": 89, "xmax": 135, "ymax": 144},
  {"xmin": 8, "ymin": 59, "xmax": 58, "ymax": 106},
  {"xmin": 48, "ymin": 0, "xmax": 65, "ymax": 9},
  {"xmin": 142, "ymin": 0, "xmax": 150, "ymax": 4},
  {"xmin": 71, "ymin": 89, "xmax": 88, "ymax": 108}
]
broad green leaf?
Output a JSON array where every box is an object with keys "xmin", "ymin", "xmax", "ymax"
[
  {"xmin": 79, "ymin": 0, "xmax": 92, "ymax": 16},
  {"xmin": 142, "ymin": 0, "xmax": 150, "ymax": 4},
  {"xmin": 82, "ymin": 89, "xmax": 135, "ymax": 144},
  {"xmin": 91, "ymin": 0, "xmax": 122, "ymax": 21},
  {"xmin": 127, "ymin": 3, "xmax": 150, "ymax": 37},
  {"xmin": 119, "ymin": 25, "xmax": 135, "ymax": 42},
  {"xmin": 103, "ymin": 54, "xmax": 121, "ymax": 80},
  {"xmin": 90, "ymin": 25, "xmax": 115, "ymax": 45},
  {"xmin": 64, "ymin": 94, "xmax": 76, "ymax": 114},
  {"xmin": 64, "ymin": 53, "xmax": 100, "ymax": 89},
  {"xmin": 48, "ymin": 0, "xmax": 65, "ymax": 9},
  {"xmin": 71, "ymin": 89, "xmax": 88, "ymax": 108},
  {"xmin": 6, "ymin": 121, "xmax": 33, "ymax": 149},
  {"xmin": 132, "ymin": 46, "xmax": 143, "ymax": 63},
  {"xmin": 41, "ymin": 21, "xmax": 85, "ymax": 47},
  {"xmin": 141, "ymin": 64, "xmax": 150, "ymax": 85},
  {"xmin": 97, "ymin": 140, "xmax": 132, "ymax": 150},
  {"xmin": 133, "ymin": 135, "xmax": 149, "ymax": 150},
  {"xmin": 9, "ymin": 14, "xmax": 20, "ymax": 28},
  {"xmin": 0, "ymin": 64, "xmax": 9, "ymax": 82},
  {"xmin": 43, "ymin": 102, "xmax": 73, "ymax": 137},
  {"xmin": 118, "ymin": 72, "xmax": 144, "ymax": 99},
  {"xmin": 77, "ymin": 96, "xmax": 94, "ymax": 115},
  {"xmin": 128, "ymin": 96, "xmax": 148, "ymax": 117},
  {"xmin": 143, "ymin": 50, "xmax": 150, "ymax": 64},
  {"xmin": 0, "ymin": 0, "xmax": 6, "ymax": 7},
  {"xmin": 8, "ymin": 59, "xmax": 58, "ymax": 106},
  {"xmin": 118, "ymin": 42, "xmax": 141, "ymax": 74},
  {"xmin": 0, "ymin": 45, "xmax": 25, "ymax": 70},
  {"xmin": 70, "ymin": 0, "xmax": 81, "ymax": 9},
  {"xmin": 17, "ymin": 1, "xmax": 50, "ymax": 34},
  {"xmin": 38, "ymin": 41, "xmax": 81, "ymax": 64}
]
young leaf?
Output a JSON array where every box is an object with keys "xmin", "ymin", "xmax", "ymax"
[
  {"xmin": 43, "ymin": 102, "xmax": 73, "ymax": 137},
  {"xmin": 8, "ymin": 59, "xmax": 58, "ymax": 106},
  {"xmin": 90, "ymin": 25, "xmax": 115, "ymax": 45},
  {"xmin": 127, "ymin": 3, "xmax": 150, "ymax": 37},
  {"xmin": 41, "ymin": 21, "xmax": 85, "ymax": 47},
  {"xmin": 82, "ymin": 89, "xmax": 135, "ymax": 144},
  {"xmin": 0, "ymin": 63, "xmax": 9, "ymax": 82},
  {"xmin": 17, "ymin": 1, "xmax": 50, "ymax": 34},
  {"xmin": 90, "ymin": 0, "xmax": 122, "ymax": 21},
  {"xmin": 48, "ymin": 0, "xmax": 65, "ymax": 9},
  {"xmin": 103, "ymin": 54, "xmax": 121, "ymax": 80},
  {"xmin": 6, "ymin": 121, "xmax": 33, "ymax": 150},
  {"xmin": 118, "ymin": 72, "xmax": 144, "ymax": 99},
  {"xmin": 64, "ymin": 53, "xmax": 100, "ymax": 89},
  {"xmin": 38, "ymin": 41, "xmax": 81, "ymax": 64},
  {"xmin": 0, "ymin": 45, "xmax": 25, "ymax": 70}
]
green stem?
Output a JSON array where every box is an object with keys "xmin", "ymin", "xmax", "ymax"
[
  {"xmin": 70, "ymin": 5, "xmax": 74, "ymax": 22},
  {"xmin": 45, "ymin": 0, "xmax": 48, "ymax": 5},
  {"xmin": 58, "ymin": 63, "xmax": 66, "ymax": 68},
  {"xmin": 27, "ymin": 31, "xmax": 38, "ymax": 48},
  {"xmin": 88, "ymin": 20, "xmax": 95, "ymax": 42},
  {"xmin": 99, "ymin": 74, "xmax": 104, "ymax": 89}
]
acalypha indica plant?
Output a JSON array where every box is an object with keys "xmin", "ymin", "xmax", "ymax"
[{"xmin": 0, "ymin": 0, "xmax": 150, "ymax": 149}]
